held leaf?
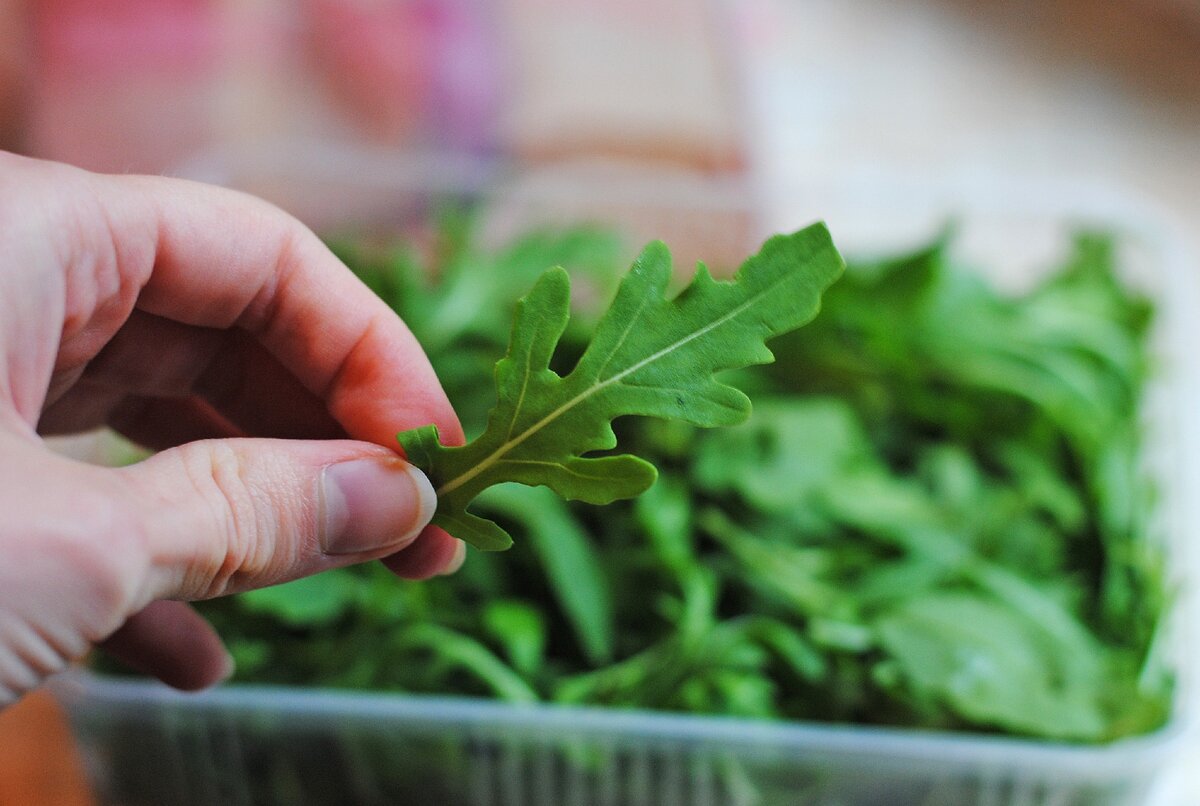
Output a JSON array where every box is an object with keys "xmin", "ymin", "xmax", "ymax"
[{"xmin": 398, "ymin": 223, "xmax": 845, "ymax": 550}]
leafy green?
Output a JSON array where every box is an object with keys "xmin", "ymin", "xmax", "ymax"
[
  {"xmin": 239, "ymin": 573, "xmax": 361, "ymax": 628},
  {"xmin": 478, "ymin": 485, "xmax": 615, "ymax": 664},
  {"xmin": 398, "ymin": 225, "xmax": 845, "ymax": 550},
  {"xmin": 180, "ymin": 218, "xmax": 1170, "ymax": 747},
  {"xmin": 874, "ymin": 592, "xmax": 1107, "ymax": 738}
]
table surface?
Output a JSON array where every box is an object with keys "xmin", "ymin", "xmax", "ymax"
[{"xmin": 0, "ymin": 692, "xmax": 93, "ymax": 806}]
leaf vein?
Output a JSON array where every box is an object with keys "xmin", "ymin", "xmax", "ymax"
[
  {"xmin": 595, "ymin": 294, "xmax": 652, "ymax": 381},
  {"xmin": 505, "ymin": 336, "xmax": 537, "ymax": 441}
]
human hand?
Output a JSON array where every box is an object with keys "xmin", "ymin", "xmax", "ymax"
[{"xmin": 0, "ymin": 152, "xmax": 466, "ymax": 706}]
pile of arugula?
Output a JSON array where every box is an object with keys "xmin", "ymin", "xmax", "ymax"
[{"xmin": 195, "ymin": 216, "xmax": 1170, "ymax": 742}]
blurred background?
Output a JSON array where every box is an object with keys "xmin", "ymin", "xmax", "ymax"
[
  {"xmin": 1, "ymin": 0, "xmax": 1199, "ymax": 803},
  {"xmin": 0, "ymin": 0, "xmax": 1197, "ymax": 215},
  {"xmin": 0, "ymin": 0, "xmax": 1197, "ymax": 243}
]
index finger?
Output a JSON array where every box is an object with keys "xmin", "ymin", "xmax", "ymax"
[{"xmin": 93, "ymin": 172, "xmax": 464, "ymax": 449}]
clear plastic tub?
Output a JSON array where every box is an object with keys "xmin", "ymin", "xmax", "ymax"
[{"xmin": 52, "ymin": 146, "xmax": 1200, "ymax": 806}]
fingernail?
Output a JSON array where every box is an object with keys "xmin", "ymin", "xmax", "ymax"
[
  {"xmin": 439, "ymin": 539, "xmax": 467, "ymax": 576},
  {"xmin": 320, "ymin": 457, "xmax": 437, "ymax": 555},
  {"xmin": 218, "ymin": 651, "xmax": 236, "ymax": 684}
]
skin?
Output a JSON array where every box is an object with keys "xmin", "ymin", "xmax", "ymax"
[{"xmin": 0, "ymin": 152, "xmax": 466, "ymax": 705}]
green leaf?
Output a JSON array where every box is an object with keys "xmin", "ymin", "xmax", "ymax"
[
  {"xmin": 393, "ymin": 624, "xmax": 539, "ymax": 703},
  {"xmin": 874, "ymin": 592, "xmax": 1108, "ymax": 739},
  {"xmin": 477, "ymin": 484, "xmax": 615, "ymax": 665},
  {"xmin": 238, "ymin": 571, "xmax": 360, "ymax": 628},
  {"xmin": 633, "ymin": 475, "xmax": 696, "ymax": 575},
  {"xmin": 700, "ymin": 508, "xmax": 843, "ymax": 618},
  {"xmin": 745, "ymin": 617, "xmax": 828, "ymax": 683},
  {"xmin": 482, "ymin": 599, "xmax": 547, "ymax": 678},
  {"xmin": 398, "ymin": 224, "xmax": 845, "ymax": 549},
  {"xmin": 693, "ymin": 397, "xmax": 869, "ymax": 513}
]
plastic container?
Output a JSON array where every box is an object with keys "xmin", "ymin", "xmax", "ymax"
[{"xmin": 53, "ymin": 146, "xmax": 1200, "ymax": 806}]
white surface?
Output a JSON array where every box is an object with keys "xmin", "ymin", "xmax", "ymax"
[{"xmin": 737, "ymin": 0, "xmax": 1200, "ymax": 261}]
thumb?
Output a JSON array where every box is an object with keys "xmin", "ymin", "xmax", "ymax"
[{"xmin": 115, "ymin": 439, "xmax": 437, "ymax": 601}]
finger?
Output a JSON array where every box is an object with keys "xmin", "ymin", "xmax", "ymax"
[
  {"xmin": 38, "ymin": 384, "xmax": 244, "ymax": 448},
  {"xmin": 107, "ymin": 396, "xmax": 244, "ymax": 451},
  {"xmin": 46, "ymin": 310, "xmax": 224, "ymax": 412},
  {"xmin": 72, "ymin": 310, "xmax": 346, "ymax": 441},
  {"xmin": 381, "ymin": 527, "xmax": 466, "ymax": 581},
  {"xmin": 43, "ymin": 310, "xmax": 347, "ymax": 444},
  {"xmin": 90, "ymin": 173, "xmax": 465, "ymax": 449},
  {"xmin": 99, "ymin": 600, "xmax": 231, "ymax": 691},
  {"xmin": 191, "ymin": 331, "xmax": 347, "ymax": 441},
  {"xmin": 36, "ymin": 380, "xmax": 128, "ymax": 435},
  {"xmin": 37, "ymin": 307, "xmax": 226, "ymax": 435},
  {"xmin": 115, "ymin": 437, "xmax": 444, "ymax": 601},
  {"xmin": 87, "ymin": 310, "xmax": 347, "ymax": 440}
]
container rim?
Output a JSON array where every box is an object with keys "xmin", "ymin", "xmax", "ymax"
[{"xmin": 51, "ymin": 669, "xmax": 1194, "ymax": 783}]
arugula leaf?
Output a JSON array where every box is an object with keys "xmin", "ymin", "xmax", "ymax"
[
  {"xmin": 693, "ymin": 397, "xmax": 870, "ymax": 514},
  {"xmin": 481, "ymin": 599, "xmax": 547, "ymax": 678},
  {"xmin": 875, "ymin": 592, "xmax": 1107, "ymax": 739},
  {"xmin": 477, "ymin": 484, "xmax": 615, "ymax": 664},
  {"xmin": 391, "ymin": 623, "xmax": 539, "ymax": 703},
  {"xmin": 238, "ymin": 571, "xmax": 360, "ymax": 628},
  {"xmin": 399, "ymin": 224, "xmax": 845, "ymax": 549}
]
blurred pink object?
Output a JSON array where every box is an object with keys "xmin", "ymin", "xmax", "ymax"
[
  {"xmin": 0, "ymin": 0, "xmax": 29, "ymax": 151},
  {"xmin": 304, "ymin": 0, "xmax": 499, "ymax": 153},
  {"xmin": 28, "ymin": 0, "xmax": 221, "ymax": 173},
  {"xmin": 26, "ymin": 0, "xmax": 500, "ymax": 173},
  {"xmin": 306, "ymin": 0, "xmax": 434, "ymax": 143}
]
